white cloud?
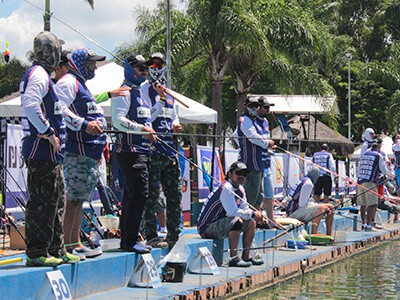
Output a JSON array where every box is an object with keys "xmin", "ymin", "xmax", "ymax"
[{"xmin": 0, "ymin": 0, "xmax": 179, "ymax": 63}]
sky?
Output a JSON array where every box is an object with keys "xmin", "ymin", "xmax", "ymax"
[{"xmin": 0, "ymin": 0, "xmax": 184, "ymax": 62}]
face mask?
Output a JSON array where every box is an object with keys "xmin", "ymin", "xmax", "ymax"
[
  {"xmin": 247, "ymin": 107, "xmax": 259, "ymax": 117},
  {"xmin": 149, "ymin": 65, "xmax": 166, "ymax": 82},
  {"xmin": 70, "ymin": 49, "xmax": 94, "ymax": 80}
]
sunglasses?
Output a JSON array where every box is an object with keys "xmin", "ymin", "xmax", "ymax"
[
  {"xmin": 247, "ymin": 104, "xmax": 259, "ymax": 109},
  {"xmin": 87, "ymin": 61, "xmax": 97, "ymax": 67},
  {"xmin": 149, "ymin": 62, "xmax": 165, "ymax": 69},
  {"xmin": 235, "ymin": 170, "xmax": 248, "ymax": 177},
  {"xmin": 137, "ymin": 65, "xmax": 147, "ymax": 72}
]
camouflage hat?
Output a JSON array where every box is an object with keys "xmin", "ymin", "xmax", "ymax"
[
  {"xmin": 244, "ymin": 97, "xmax": 259, "ymax": 107},
  {"xmin": 33, "ymin": 31, "xmax": 63, "ymax": 72},
  {"xmin": 258, "ymin": 96, "xmax": 275, "ymax": 107}
]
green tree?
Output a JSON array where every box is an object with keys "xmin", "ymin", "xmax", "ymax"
[
  {"xmin": 116, "ymin": 0, "xmax": 400, "ymax": 144},
  {"xmin": 298, "ymin": 0, "xmax": 400, "ymax": 141},
  {"xmin": 180, "ymin": 0, "xmax": 272, "ymax": 136},
  {"xmin": 0, "ymin": 58, "xmax": 27, "ymax": 99},
  {"xmin": 125, "ymin": 1, "xmax": 271, "ymax": 137}
]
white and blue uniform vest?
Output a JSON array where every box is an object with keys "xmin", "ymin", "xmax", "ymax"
[
  {"xmin": 146, "ymin": 85, "xmax": 177, "ymax": 157},
  {"xmin": 21, "ymin": 64, "xmax": 66, "ymax": 164},
  {"xmin": 114, "ymin": 86, "xmax": 152, "ymax": 154},
  {"xmin": 237, "ymin": 114, "xmax": 270, "ymax": 171},
  {"xmin": 312, "ymin": 151, "xmax": 331, "ymax": 176},
  {"xmin": 65, "ymin": 74, "xmax": 107, "ymax": 160},
  {"xmin": 256, "ymin": 116, "xmax": 272, "ymax": 169},
  {"xmin": 357, "ymin": 149, "xmax": 381, "ymax": 184},
  {"xmin": 197, "ymin": 181, "xmax": 245, "ymax": 235},
  {"xmin": 285, "ymin": 177, "xmax": 309, "ymax": 216}
]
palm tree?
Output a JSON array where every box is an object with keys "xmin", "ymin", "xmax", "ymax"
[
  {"xmin": 229, "ymin": 1, "xmax": 334, "ymax": 123},
  {"xmin": 131, "ymin": 1, "xmax": 267, "ymax": 136},
  {"xmin": 43, "ymin": 0, "xmax": 94, "ymax": 31},
  {"xmin": 173, "ymin": 0, "xmax": 271, "ymax": 136}
]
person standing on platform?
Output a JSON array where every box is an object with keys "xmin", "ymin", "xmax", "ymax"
[
  {"xmin": 53, "ymin": 50, "xmax": 130, "ymax": 219},
  {"xmin": 54, "ymin": 50, "xmax": 131, "ymax": 98},
  {"xmin": 235, "ymin": 97, "xmax": 282, "ymax": 229},
  {"xmin": 312, "ymin": 143, "xmax": 336, "ymax": 203},
  {"xmin": 111, "ymin": 52, "xmax": 157, "ymax": 253},
  {"xmin": 357, "ymin": 139, "xmax": 390, "ymax": 231},
  {"xmin": 197, "ymin": 162, "xmax": 265, "ymax": 267},
  {"xmin": 57, "ymin": 48, "xmax": 106, "ymax": 259},
  {"xmin": 256, "ymin": 96, "xmax": 285, "ymax": 230},
  {"xmin": 360, "ymin": 128, "xmax": 375, "ymax": 157},
  {"xmin": 141, "ymin": 52, "xmax": 183, "ymax": 249},
  {"xmin": 21, "ymin": 32, "xmax": 79, "ymax": 266},
  {"xmin": 392, "ymin": 130, "xmax": 400, "ymax": 196}
]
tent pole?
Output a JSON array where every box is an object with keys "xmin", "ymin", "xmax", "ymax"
[
  {"xmin": 166, "ymin": 0, "xmax": 172, "ymax": 88},
  {"xmin": 209, "ymin": 124, "xmax": 217, "ymax": 191},
  {"xmin": 314, "ymin": 116, "xmax": 317, "ymax": 140},
  {"xmin": 308, "ymin": 113, "xmax": 311, "ymax": 142}
]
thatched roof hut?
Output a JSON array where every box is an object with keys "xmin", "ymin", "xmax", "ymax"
[{"xmin": 271, "ymin": 115, "xmax": 354, "ymax": 156}]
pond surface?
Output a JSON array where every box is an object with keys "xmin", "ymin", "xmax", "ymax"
[{"xmin": 245, "ymin": 240, "xmax": 400, "ymax": 299}]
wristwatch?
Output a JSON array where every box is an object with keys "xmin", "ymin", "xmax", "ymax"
[{"xmin": 43, "ymin": 127, "xmax": 55, "ymax": 137}]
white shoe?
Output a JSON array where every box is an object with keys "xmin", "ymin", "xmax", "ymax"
[
  {"xmin": 132, "ymin": 242, "xmax": 151, "ymax": 254},
  {"xmin": 137, "ymin": 240, "xmax": 152, "ymax": 250}
]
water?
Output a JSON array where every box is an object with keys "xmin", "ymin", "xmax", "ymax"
[{"xmin": 245, "ymin": 240, "xmax": 400, "ymax": 299}]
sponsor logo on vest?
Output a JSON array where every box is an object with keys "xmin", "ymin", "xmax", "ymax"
[
  {"xmin": 87, "ymin": 102, "xmax": 103, "ymax": 114},
  {"xmin": 160, "ymin": 107, "xmax": 174, "ymax": 118},
  {"xmin": 54, "ymin": 101, "xmax": 62, "ymax": 115},
  {"xmin": 137, "ymin": 107, "xmax": 151, "ymax": 118}
]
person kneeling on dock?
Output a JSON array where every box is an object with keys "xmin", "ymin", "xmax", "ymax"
[
  {"xmin": 197, "ymin": 162, "xmax": 265, "ymax": 267},
  {"xmin": 286, "ymin": 167, "xmax": 334, "ymax": 236}
]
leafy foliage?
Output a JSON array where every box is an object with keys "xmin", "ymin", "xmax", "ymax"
[{"xmin": 0, "ymin": 58, "xmax": 27, "ymax": 99}]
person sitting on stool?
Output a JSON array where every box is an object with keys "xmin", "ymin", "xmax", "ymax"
[
  {"xmin": 286, "ymin": 167, "xmax": 335, "ymax": 235},
  {"xmin": 197, "ymin": 162, "xmax": 265, "ymax": 267}
]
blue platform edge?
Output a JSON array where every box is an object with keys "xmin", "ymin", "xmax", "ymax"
[{"xmin": 0, "ymin": 211, "xmax": 390, "ymax": 299}]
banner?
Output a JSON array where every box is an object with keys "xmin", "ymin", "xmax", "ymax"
[
  {"xmin": 270, "ymin": 154, "xmax": 284, "ymax": 197},
  {"xmin": 349, "ymin": 161, "xmax": 357, "ymax": 194},
  {"xmin": 285, "ymin": 154, "xmax": 301, "ymax": 194},
  {"xmin": 4, "ymin": 124, "xmax": 27, "ymax": 209},
  {"xmin": 224, "ymin": 148, "xmax": 239, "ymax": 174},
  {"xmin": 179, "ymin": 148, "xmax": 191, "ymax": 212},
  {"xmin": 196, "ymin": 146, "xmax": 223, "ymax": 200},
  {"xmin": 337, "ymin": 160, "xmax": 346, "ymax": 194}
]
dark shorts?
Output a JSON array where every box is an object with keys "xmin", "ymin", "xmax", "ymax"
[{"xmin": 314, "ymin": 175, "xmax": 332, "ymax": 197}]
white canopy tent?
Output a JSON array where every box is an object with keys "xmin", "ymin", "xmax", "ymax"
[
  {"xmin": 249, "ymin": 94, "xmax": 338, "ymax": 114},
  {"xmin": 0, "ymin": 62, "xmax": 217, "ymax": 124},
  {"xmin": 352, "ymin": 136, "xmax": 394, "ymax": 159}
]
